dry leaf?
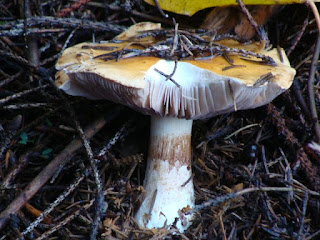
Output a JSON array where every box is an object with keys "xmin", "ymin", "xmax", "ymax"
[{"xmin": 144, "ymin": 0, "xmax": 320, "ymax": 16}]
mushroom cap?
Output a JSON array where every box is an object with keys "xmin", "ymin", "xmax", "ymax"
[{"xmin": 56, "ymin": 22, "xmax": 296, "ymax": 120}]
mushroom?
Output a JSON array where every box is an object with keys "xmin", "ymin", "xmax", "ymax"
[{"xmin": 55, "ymin": 22, "xmax": 296, "ymax": 232}]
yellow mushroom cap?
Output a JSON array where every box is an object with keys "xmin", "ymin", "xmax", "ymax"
[{"xmin": 55, "ymin": 22, "xmax": 295, "ymax": 119}]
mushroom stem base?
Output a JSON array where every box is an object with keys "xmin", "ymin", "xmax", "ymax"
[{"xmin": 135, "ymin": 116, "xmax": 194, "ymax": 232}]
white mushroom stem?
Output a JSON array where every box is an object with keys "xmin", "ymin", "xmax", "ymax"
[{"xmin": 135, "ymin": 116, "xmax": 195, "ymax": 232}]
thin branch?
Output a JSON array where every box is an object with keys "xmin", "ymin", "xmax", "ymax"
[
  {"xmin": 189, "ymin": 186, "xmax": 319, "ymax": 214},
  {"xmin": 0, "ymin": 116, "xmax": 109, "ymax": 231},
  {"xmin": 297, "ymin": 191, "xmax": 309, "ymax": 240},
  {"xmin": 306, "ymin": 229, "xmax": 320, "ymax": 240},
  {"xmin": 0, "ymin": 71, "xmax": 23, "ymax": 88},
  {"xmin": 154, "ymin": 61, "xmax": 180, "ymax": 88},
  {"xmin": 0, "ymin": 84, "xmax": 50, "ymax": 105},
  {"xmin": 22, "ymin": 171, "xmax": 87, "ymax": 236},
  {"xmin": 23, "ymin": 0, "xmax": 40, "ymax": 66},
  {"xmin": 98, "ymin": 121, "xmax": 132, "ymax": 157},
  {"xmin": 51, "ymin": 80, "xmax": 108, "ymax": 239},
  {"xmin": 287, "ymin": 19, "xmax": 309, "ymax": 57},
  {"xmin": 2, "ymin": 103, "xmax": 51, "ymax": 109},
  {"xmin": 307, "ymin": 35, "xmax": 320, "ymax": 142},
  {"xmin": 236, "ymin": 0, "xmax": 267, "ymax": 42},
  {"xmin": 153, "ymin": 0, "xmax": 168, "ymax": 18},
  {"xmin": 307, "ymin": 1, "xmax": 320, "ymax": 33},
  {"xmin": 291, "ymin": 79, "xmax": 312, "ymax": 121},
  {"xmin": 35, "ymin": 200, "xmax": 94, "ymax": 240},
  {"xmin": 0, "ymin": 16, "xmax": 125, "ymax": 37},
  {"xmin": 306, "ymin": 0, "xmax": 320, "ymax": 142},
  {"xmin": 0, "ymin": 150, "xmax": 33, "ymax": 190}
]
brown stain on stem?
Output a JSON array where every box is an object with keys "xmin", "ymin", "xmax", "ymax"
[{"xmin": 148, "ymin": 134, "xmax": 191, "ymax": 167}]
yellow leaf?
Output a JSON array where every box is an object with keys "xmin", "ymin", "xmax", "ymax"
[{"xmin": 144, "ymin": 0, "xmax": 319, "ymax": 16}]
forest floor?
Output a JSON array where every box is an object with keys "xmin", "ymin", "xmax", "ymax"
[{"xmin": 1, "ymin": 1, "xmax": 320, "ymax": 239}]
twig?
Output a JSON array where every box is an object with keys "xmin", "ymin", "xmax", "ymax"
[
  {"xmin": 88, "ymin": 2, "xmax": 175, "ymax": 26},
  {"xmin": 307, "ymin": 35, "xmax": 320, "ymax": 142},
  {"xmin": 197, "ymin": 126, "xmax": 233, "ymax": 148},
  {"xmin": 40, "ymin": 26, "xmax": 79, "ymax": 66},
  {"xmin": 0, "ymin": 150, "xmax": 33, "ymax": 190},
  {"xmin": 0, "ymin": 84, "xmax": 50, "ymax": 105},
  {"xmin": 297, "ymin": 191, "xmax": 309, "ymax": 240},
  {"xmin": 296, "ymin": 148, "xmax": 320, "ymax": 191},
  {"xmin": 170, "ymin": 21, "xmax": 179, "ymax": 56},
  {"xmin": 219, "ymin": 214, "xmax": 227, "ymax": 240},
  {"xmin": 154, "ymin": 61, "xmax": 181, "ymax": 88},
  {"xmin": 236, "ymin": 0, "xmax": 266, "ymax": 42},
  {"xmin": 305, "ymin": 0, "xmax": 320, "ymax": 142},
  {"xmin": 0, "ymin": 116, "xmax": 109, "ymax": 231},
  {"xmin": 267, "ymin": 103, "xmax": 320, "ymax": 190},
  {"xmin": 0, "ymin": 16, "xmax": 125, "ymax": 37},
  {"xmin": 42, "ymin": 62, "xmax": 109, "ymax": 239},
  {"xmin": 291, "ymin": 79, "xmax": 312, "ymax": 121},
  {"xmin": 0, "ymin": 71, "xmax": 22, "ymax": 88},
  {"xmin": 0, "ymin": 38, "xmax": 15, "ymax": 55},
  {"xmin": 253, "ymin": 72, "xmax": 274, "ymax": 87},
  {"xmin": 0, "ymin": 50, "xmax": 36, "ymax": 70},
  {"xmin": 287, "ymin": 19, "xmax": 309, "ymax": 57},
  {"xmin": 2, "ymin": 103, "xmax": 51, "ymax": 109},
  {"xmin": 266, "ymin": 104, "xmax": 299, "ymax": 146},
  {"xmin": 52, "ymin": 82, "xmax": 107, "ymax": 240},
  {"xmin": 153, "ymin": 0, "xmax": 168, "ymax": 18},
  {"xmin": 307, "ymin": 1, "xmax": 320, "ymax": 33},
  {"xmin": 306, "ymin": 229, "xmax": 320, "ymax": 240},
  {"xmin": 55, "ymin": 94, "xmax": 106, "ymax": 240},
  {"xmin": 0, "ymin": 115, "xmax": 22, "ymax": 160},
  {"xmin": 224, "ymin": 123, "xmax": 259, "ymax": 140},
  {"xmin": 188, "ymin": 186, "xmax": 319, "ymax": 214},
  {"xmin": 35, "ymin": 200, "xmax": 94, "ymax": 240},
  {"xmin": 98, "ymin": 121, "xmax": 132, "ymax": 157},
  {"xmin": 23, "ymin": 0, "xmax": 40, "ymax": 67},
  {"xmin": 261, "ymin": 145, "xmax": 270, "ymax": 174},
  {"xmin": 246, "ymin": 215, "xmax": 261, "ymax": 239},
  {"xmin": 95, "ymin": 27, "xmax": 276, "ymax": 65},
  {"xmin": 22, "ymin": 171, "xmax": 88, "ymax": 236}
]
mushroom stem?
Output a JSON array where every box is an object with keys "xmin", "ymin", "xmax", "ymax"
[{"xmin": 135, "ymin": 116, "xmax": 195, "ymax": 232}]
